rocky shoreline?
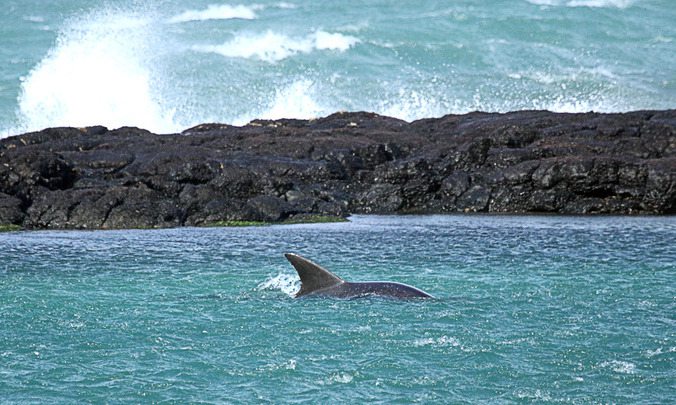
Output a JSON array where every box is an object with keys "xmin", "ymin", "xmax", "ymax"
[{"xmin": 0, "ymin": 110, "xmax": 674, "ymax": 230}]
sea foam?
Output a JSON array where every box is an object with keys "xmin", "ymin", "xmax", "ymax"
[
  {"xmin": 599, "ymin": 360, "xmax": 637, "ymax": 374},
  {"xmin": 193, "ymin": 30, "xmax": 359, "ymax": 63},
  {"xmin": 168, "ymin": 4, "xmax": 260, "ymax": 23}
]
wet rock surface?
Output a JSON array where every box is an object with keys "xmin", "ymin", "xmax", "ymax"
[{"xmin": 1, "ymin": 110, "xmax": 674, "ymax": 229}]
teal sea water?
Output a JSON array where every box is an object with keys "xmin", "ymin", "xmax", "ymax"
[
  {"xmin": 1, "ymin": 0, "xmax": 675, "ymax": 136},
  {"xmin": 1, "ymin": 2, "xmax": 675, "ymax": 402},
  {"xmin": 1, "ymin": 216, "xmax": 674, "ymax": 403}
]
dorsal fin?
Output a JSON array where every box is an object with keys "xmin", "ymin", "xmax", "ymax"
[{"xmin": 284, "ymin": 253, "xmax": 344, "ymax": 297}]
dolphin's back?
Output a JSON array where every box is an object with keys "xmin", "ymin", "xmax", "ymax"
[
  {"xmin": 284, "ymin": 253, "xmax": 433, "ymax": 299},
  {"xmin": 322, "ymin": 281, "xmax": 432, "ymax": 299}
]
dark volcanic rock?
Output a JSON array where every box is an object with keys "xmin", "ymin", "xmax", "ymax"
[{"xmin": 0, "ymin": 110, "xmax": 674, "ymax": 229}]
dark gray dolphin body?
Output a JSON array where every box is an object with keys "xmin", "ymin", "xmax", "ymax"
[{"xmin": 284, "ymin": 253, "xmax": 433, "ymax": 299}]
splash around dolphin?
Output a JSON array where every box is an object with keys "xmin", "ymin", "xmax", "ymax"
[{"xmin": 284, "ymin": 253, "xmax": 433, "ymax": 299}]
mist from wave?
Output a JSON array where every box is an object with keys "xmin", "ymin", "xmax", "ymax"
[{"xmin": 15, "ymin": 7, "xmax": 179, "ymax": 133}]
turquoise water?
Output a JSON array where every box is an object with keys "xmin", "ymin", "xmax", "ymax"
[
  {"xmin": 1, "ymin": 215, "xmax": 674, "ymax": 403},
  {"xmin": 1, "ymin": 0, "xmax": 675, "ymax": 135}
]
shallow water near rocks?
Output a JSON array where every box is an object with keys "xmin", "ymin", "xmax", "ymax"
[{"xmin": 1, "ymin": 215, "xmax": 674, "ymax": 402}]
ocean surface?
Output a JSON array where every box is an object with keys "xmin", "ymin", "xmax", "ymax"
[
  {"xmin": 1, "ymin": 215, "xmax": 674, "ymax": 403},
  {"xmin": 1, "ymin": 0, "xmax": 675, "ymax": 136}
]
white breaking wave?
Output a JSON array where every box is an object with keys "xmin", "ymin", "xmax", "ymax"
[
  {"xmin": 526, "ymin": 0, "xmax": 633, "ymax": 8},
  {"xmin": 17, "ymin": 9, "xmax": 180, "ymax": 133},
  {"xmin": 168, "ymin": 4, "xmax": 260, "ymax": 23},
  {"xmin": 193, "ymin": 30, "xmax": 359, "ymax": 63}
]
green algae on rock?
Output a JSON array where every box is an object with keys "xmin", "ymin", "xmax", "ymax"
[{"xmin": 0, "ymin": 224, "xmax": 21, "ymax": 232}]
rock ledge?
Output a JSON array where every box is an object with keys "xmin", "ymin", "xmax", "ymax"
[{"xmin": 1, "ymin": 110, "xmax": 674, "ymax": 229}]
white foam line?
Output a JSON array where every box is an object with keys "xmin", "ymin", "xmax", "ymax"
[
  {"xmin": 168, "ymin": 4, "xmax": 260, "ymax": 23},
  {"xmin": 194, "ymin": 30, "xmax": 359, "ymax": 63}
]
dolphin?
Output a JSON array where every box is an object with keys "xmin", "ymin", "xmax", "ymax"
[{"xmin": 284, "ymin": 253, "xmax": 433, "ymax": 299}]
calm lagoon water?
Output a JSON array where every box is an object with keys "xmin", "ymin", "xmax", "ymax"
[{"xmin": 1, "ymin": 215, "xmax": 674, "ymax": 403}]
